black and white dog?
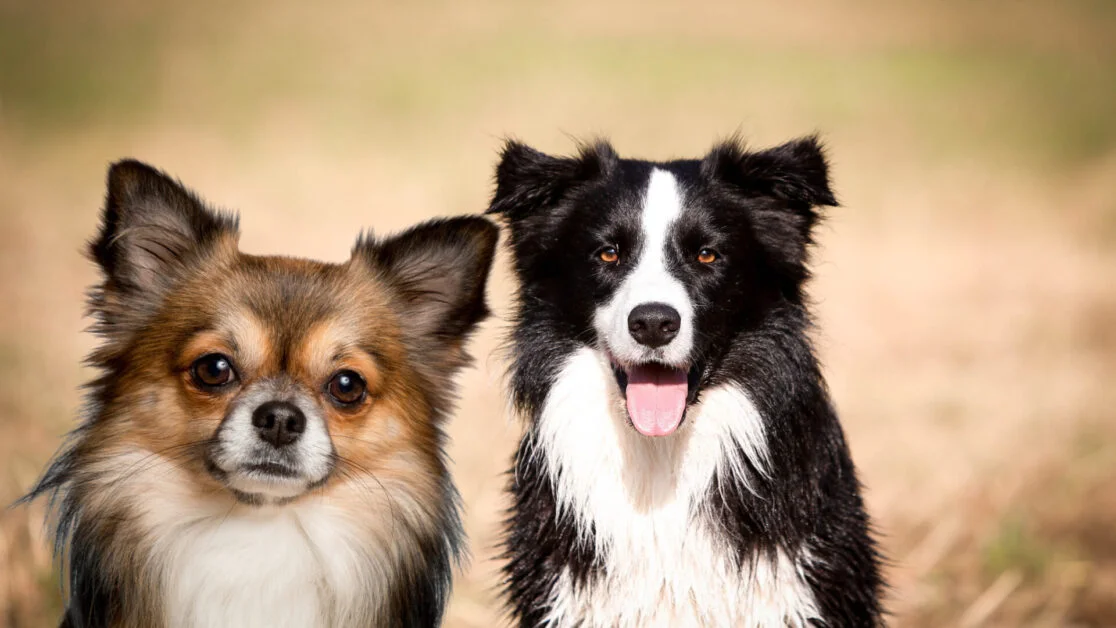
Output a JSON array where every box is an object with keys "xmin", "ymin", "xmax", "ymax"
[{"xmin": 488, "ymin": 136, "xmax": 883, "ymax": 626}]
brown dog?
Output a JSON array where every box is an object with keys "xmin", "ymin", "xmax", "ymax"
[{"xmin": 23, "ymin": 161, "xmax": 497, "ymax": 627}]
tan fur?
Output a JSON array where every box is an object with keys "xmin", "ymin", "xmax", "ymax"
[
  {"xmin": 89, "ymin": 251, "xmax": 445, "ymax": 509},
  {"xmin": 32, "ymin": 161, "xmax": 495, "ymax": 626},
  {"xmin": 52, "ymin": 252, "xmax": 457, "ymax": 625}
]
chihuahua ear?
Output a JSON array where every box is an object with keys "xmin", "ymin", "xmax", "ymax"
[
  {"xmin": 90, "ymin": 160, "xmax": 238, "ymax": 330},
  {"xmin": 487, "ymin": 139, "xmax": 616, "ymax": 221},
  {"xmin": 355, "ymin": 216, "xmax": 498, "ymax": 352}
]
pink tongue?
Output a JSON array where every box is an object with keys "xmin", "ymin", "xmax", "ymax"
[{"xmin": 624, "ymin": 363, "xmax": 689, "ymax": 437}]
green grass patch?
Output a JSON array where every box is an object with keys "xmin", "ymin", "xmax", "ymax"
[{"xmin": 982, "ymin": 515, "xmax": 1056, "ymax": 581}]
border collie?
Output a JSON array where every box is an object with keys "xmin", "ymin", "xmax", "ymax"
[
  {"xmin": 21, "ymin": 160, "xmax": 497, "ymax": 627},
  {"xmin": 487, "ymin": 136, "xmax": 883, "ymax": 626}
]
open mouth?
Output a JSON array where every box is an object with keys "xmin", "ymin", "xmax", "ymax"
[{"xmin": 611, "ymin": 359, "xmax": 702, "ymax": 437}]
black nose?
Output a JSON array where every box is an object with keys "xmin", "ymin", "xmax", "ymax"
[
  {"xmin": 628, "ymin": 302, "xmax": 681, "ymax": 348},
  {"xmin": 251, "ymin": 401, "xmax": 306, "ymax": 447}
]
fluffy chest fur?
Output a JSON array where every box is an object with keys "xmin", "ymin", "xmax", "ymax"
[
  {"xmin": 153, "ymin": 502, "xmax": 371, "ymax": 627},
  {"xmin": 535, "ymin": 348, "xmax": 820, "ymax": 627},
  {"xmin": 492, "ymin": 137, "xmax": 884, "ymax": 627},
  {"xmin": 86, "ymin": 451, "xmax": 410, "ymax": 628}
]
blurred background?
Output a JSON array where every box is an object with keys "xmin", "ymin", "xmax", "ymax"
[{"xmin": 1, "ymin": 0, "xmax": 1114, "ymax": 625}]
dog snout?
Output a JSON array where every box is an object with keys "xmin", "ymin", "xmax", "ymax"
[
  {"xmin": 628, "ymin": 302, "xmax": 681, "ymax": 348},
  {"xmin": 251, "ymin": 401, "xmax": 306, "ymax": 447}
]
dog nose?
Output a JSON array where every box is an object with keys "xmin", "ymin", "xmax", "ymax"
[
  {"xmin": 251, "ymin": 401, "xmax": 306, "ymax": 447},
  {"xmin": 628, "ymin": 302, "xmax": 681, "ymax": 348}
]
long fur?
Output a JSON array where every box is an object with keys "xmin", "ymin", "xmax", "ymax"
[
  {"xmin": 489, "ymin": 137, "xmax": 884, "ymax": 627},
  {"xmin": 22, "ymin": 160, "xmax": 498, "ymax": 628}
]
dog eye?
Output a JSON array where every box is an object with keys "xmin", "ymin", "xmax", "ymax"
[
  {"xmin": 697, "ymin": 248, "xmax": 718, "ymax": 264},
  {"xmin": 327, "ymin": 370, "xmax": 367, "ymax": 406},
  {"xmin": 597, "ymin": 246, "xmax": 620, "ymax": 264},
  {"xmin": 191, "ymin": 354, "xmax": 237, "ymax": 389}
]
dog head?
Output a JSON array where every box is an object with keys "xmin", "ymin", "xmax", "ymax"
[
  {"xmin": 488, "ymin": 137, "xmax": 835, "ymax": 437},
  {"xmin": 81, "ymin": 160, "xmax": 497, "ymax": 506}
]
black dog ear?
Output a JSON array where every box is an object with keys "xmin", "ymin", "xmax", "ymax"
[
  {"xmin": 701, "ymin": 135, "xmax": 836, "ymax": 210},
  {"xmin": 90, "ymin": 160, "xmax": 238, "ymax": 332},
  {"xmin": 487, "ymin": 139, "xmax": 617, "ymax": 221},
  {"xmin": 355, "ymin": 216, "xmax": 498, "ymax": 351},
  {"xmin": 701, "ymin": 136, "xmax": 837, "ymax": 279}
]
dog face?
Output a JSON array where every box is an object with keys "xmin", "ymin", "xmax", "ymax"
[
  {"xmin": 489, "ymin": 137, "xmax": 834, "ymax": 436},
  {"xmin": 85, "ymin": 161, "xmax": 497, "ymax": 506}
]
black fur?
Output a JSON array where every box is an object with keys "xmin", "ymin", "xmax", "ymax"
[
  {"xmin": 378, "ymin": 482, "xmax": 465, "ymax": 627},
  {"xmin": 488, "ymin": 136, "xmax": 884, "ymax": 626}
]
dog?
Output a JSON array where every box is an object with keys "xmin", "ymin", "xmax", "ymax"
[
  {"xmin": 21, "ymin": 160, "xmax": 497, "ymax": 627},
  {"xmin": 487, "ymin": 136, "xmax": 883, "ymax": 626}
]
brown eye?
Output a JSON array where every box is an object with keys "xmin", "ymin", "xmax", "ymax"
[
  {"xmin": 598, "ymin": 246, "xmax": 620, "ymax": 263},
  {"xmin": 697, "ymin": 248, "xmax": 718, "ymax": 264},
  {"xmin": 327, "ymin": 370, "xmax": 366, "ymax": 406},
  {"xmin": 191, "ymin": 354, "xmax": 236, "ymax": 389}
]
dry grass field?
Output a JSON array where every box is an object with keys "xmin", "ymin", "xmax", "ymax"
[{"xmin": 2, "ymin": 0, "xmax": 1115, "ymax": 625}]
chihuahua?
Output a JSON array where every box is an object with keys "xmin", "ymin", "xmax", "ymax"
[{"xmin": 22, "ymin": 160, "xmax": 497, "ymax": 627}]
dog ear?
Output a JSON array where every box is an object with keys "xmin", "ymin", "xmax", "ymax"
[
  {"xmin": 701, "ymin": 136, "xmax": 837, "ymax": 278},
  {"xmin": 487, "ymin": 139, "xmax": 616, "ymax": 221},
  {"xmin": 701, "ymin": 135, "xmax": 836, "ymax": 210},
  {"xmin": 90, "ymin": 160, "xmax": 238, "ymax": 332},
  {"xmin": 355, "ymin": 216, "xmax": 498, "ymax": 353}
]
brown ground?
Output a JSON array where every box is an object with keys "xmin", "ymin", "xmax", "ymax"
[{"xmin": 2, "ymin": 0, "xmax": 1114, "ymax": 625}]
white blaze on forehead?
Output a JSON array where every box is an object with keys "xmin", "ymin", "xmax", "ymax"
[
  {"xmin": 593, "ymin": 168, "xmax": 694, "ymax": 366},
  {"xmin": 642, "ymin": 168, "xmax": 685, "ymax": 249}
]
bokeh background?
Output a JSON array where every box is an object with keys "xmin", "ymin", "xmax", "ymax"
[{"xmin": 2, "ymin": 0, "xmax": 1114, "ymax": 625}]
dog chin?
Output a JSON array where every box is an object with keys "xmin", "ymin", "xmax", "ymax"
[
  {"xmin": 208, "ymin": 460, "xmax": 328, "ymax": 503},
  {"xmin": 226, "ymin": 471, "xmax": 309, "ymax": 500}
]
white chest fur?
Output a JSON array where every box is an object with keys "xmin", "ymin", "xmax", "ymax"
[
  {"xmin": 155, "ymin": 504, "xmax": 369, "ymax": 628},
  {"xmin": 99, "ymin": 453, "xmax": 385, "ymax": 628},
  {"xmin": 535, "ymin": 348, "xmax": 820, "ymax": 627}
]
